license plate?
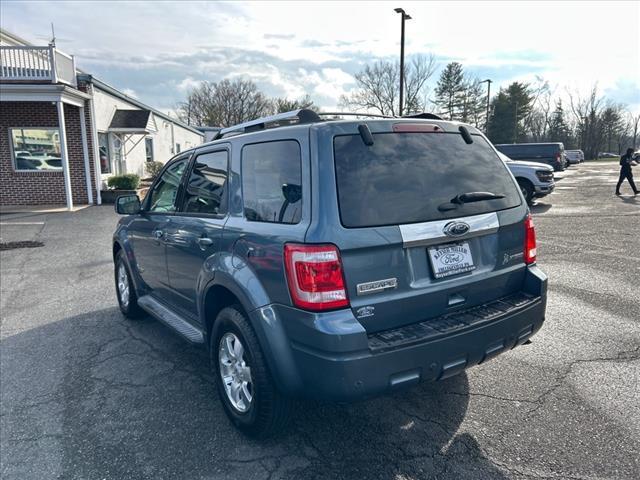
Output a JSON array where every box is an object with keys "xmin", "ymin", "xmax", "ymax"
[{"xmin": 428, "ymin": 242, "xmax": 475, "ymax": 279}]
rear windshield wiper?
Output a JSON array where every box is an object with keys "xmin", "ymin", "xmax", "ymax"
[{"xmin": 438, "ymin": 191, "xmax": 505, "ymax": 211}]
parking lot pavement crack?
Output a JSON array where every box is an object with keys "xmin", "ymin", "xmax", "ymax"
[
  {"xmin": 394, "ymin": 404, "xmax": 453, "ymax": 436},
  {"xmin": 449, "ymin": 434, "xmax": 589, "ymax": 480},
  {"xmin": 120, "ymin": 322, "xmax": 211, "ymax": 382},
  {"xmin": 7, "ymin": 433, "xmax": 65, "ymax": 443},
  {"xmin": 525, "ymin": 346, "xmax": 640, "ymax": 418},
  {"xmin": 444, "ymin": 390, "xmax": 538, "ymax": 405},
  {"xmin": 483, "ymin": 456, "xmax": 589, "ymax": 480}
]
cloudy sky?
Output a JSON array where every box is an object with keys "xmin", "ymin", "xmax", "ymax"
[{"xmin": 2, "ymin": 1, "xmax": 639, "ymax": 115}]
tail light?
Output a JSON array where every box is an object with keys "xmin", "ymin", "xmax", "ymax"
[
  {"xmin": 524, "ymin": 214, "xmax": 537, "ymax": 264},
  {"xmin": 284, "ymin": 244, "xmax": 349, "ymax": 311}
]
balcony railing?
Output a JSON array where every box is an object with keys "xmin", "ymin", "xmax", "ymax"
[{"xmin": 0, "ymin": 45, "xmax": 77, "ymax": 86}]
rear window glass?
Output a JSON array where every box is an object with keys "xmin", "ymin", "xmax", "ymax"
[
  {"xmin": 334, "ymin": 132, "xmax": 521, "ymax": 228},
  {"xmin": 241, "ymin": 140, "xmax": 302, "ymax": 224}
]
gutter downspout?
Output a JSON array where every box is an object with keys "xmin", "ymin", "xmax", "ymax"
[
  {"xmin": 171, "ymin": 122, "xmax": 175, "ymax": 155},
  {"xmin": 87, "ymin": 83, "xmax": 102, "ymax": 205},
  {"xmin": 79, "ymin": 105, "xmax": 94, "ymax": 204}
]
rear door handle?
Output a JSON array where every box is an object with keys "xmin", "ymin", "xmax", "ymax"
[{"xmin": 197, "ymin": 237, "xmax": 214, "ymax": 249}]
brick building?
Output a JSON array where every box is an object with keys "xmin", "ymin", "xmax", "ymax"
[{"xmin": 0, "ymin": 29, "xmax": 203, "ymax": 209}]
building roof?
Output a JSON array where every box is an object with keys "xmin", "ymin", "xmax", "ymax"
[{"xmin": 82, "ymin": 75, "xmax": 203, "ymax": 137}]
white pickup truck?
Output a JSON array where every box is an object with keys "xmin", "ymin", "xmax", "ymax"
[{"xmin": 498, "ymin": 152, "xmax": 555, "ymax": 204}]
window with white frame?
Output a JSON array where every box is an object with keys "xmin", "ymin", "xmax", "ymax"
[
  {"xmin": 98, "ymin": 132, "xmax": 111, "ymax": 174},
  {"xmin": 10, "ymin": 128, "xmax": 62, "ymax": 171},
  {"xmin": 145, "ymin": 137, "xmax": 154, "ymax": 162}
]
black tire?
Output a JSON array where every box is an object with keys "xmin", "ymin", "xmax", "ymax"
[
  {"xmin": 114, "ymin": 250, "xmax": 145, "ymax": 319},
  {"xmin": 211, "ymin": 305, "xmax": 293, "ymax": 438},
  {"xmin": 517, "ymin": 179, "xmax": 534, "ymax": 204}
]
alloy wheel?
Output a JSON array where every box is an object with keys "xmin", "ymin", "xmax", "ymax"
[
  {"xmin": 117, "ymin": 263, "xmax": 130, "ymax": 308},
  {"xmin": 219, "ymin": 332, "xmax": 253, "ymax": 413}
]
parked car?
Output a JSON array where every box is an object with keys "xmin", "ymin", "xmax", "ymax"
[
  {"xmin": 495, "ymin": 142, "xmax": 566, "ymax": 171},
  {"xmin": 498, "ymin": 152, "xmax": 555, "ymax": 203},
  {"xmin": 565, "ymin": 149, "xmax": 584, "ymax": 164},
  {"xmin": 598, "ymin": 152, "xmax": 618, "ymax": 158},
  {"xmin": 112, "ymin": 110, "xmax": 548, "ymax": 437},
  {"xmin": 15, "ymin": 154, "xmax": 61, "ymax": 170}
]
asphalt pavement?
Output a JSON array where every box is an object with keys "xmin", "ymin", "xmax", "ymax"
[{"xmin": 1, "ymin": 161, "xmax": 638, "ymax": 480}]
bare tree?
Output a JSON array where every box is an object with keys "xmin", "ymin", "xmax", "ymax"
[
  {"xmin": 273, "ymin": 95, "xmax": 315, "ymax": 113},
  {"xmin": 631, "ymin": 112, "xmax": 640, "ymax": 149},
  {"xmin": 567, "ymin": 84, "xmax": 606, "ymax": 159},
  {"xmin": 340, "ymin": 54, "xmax": 436, "ymax": 116},
  {"xmin": 523, "ymin": 76, "xmax": 551, "ymax": 138},
  {"xmin": 177, "ymin": 78, "xmax": 273, "ymax": 127}
]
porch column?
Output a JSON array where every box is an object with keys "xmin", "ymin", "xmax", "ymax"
[
  {"xmin": 56, "ymin": 101, "xmax": 74, "ymax": 210},
  {"xmin": 78, "ymin": 105, "xmax": 94, "ymax": 204}
]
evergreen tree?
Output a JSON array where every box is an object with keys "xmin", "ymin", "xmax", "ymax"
[
  {"xmin": 547, "ymin": 100, "xmax": 571, "ymax": 146},
  {"xmin": 434, "ymin": 62, "xmax": 466, "ymax": 120},
  {"xmin": 487, "ymin": 82, "xmax": 533, "ymax": 144}
]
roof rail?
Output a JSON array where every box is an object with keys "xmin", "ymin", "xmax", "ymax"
[
  {"xmin": 317, "ymin": 112, "xmax": 395, "ymax": 119},
  {"xmin": 214, "ymin": 109, "xmax": 321, "ymax": 139},
  {"xmin": 402, "ymin": 112, "xmax": 443, "ymax": 120}
]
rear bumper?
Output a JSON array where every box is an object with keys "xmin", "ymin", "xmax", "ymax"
[{"xmin": 250, "ymin": 265, "xmax": 547, "ymax": 402}]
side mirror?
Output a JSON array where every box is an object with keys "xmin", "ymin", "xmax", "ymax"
[{"xmin": 115, "ymin": 194, "xmax": 141, "ymax": 215}]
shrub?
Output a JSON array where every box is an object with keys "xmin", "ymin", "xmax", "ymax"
[
  {"xmin": 107, "ymin": 174, "xmax": 140, "ymax": 190},
  {"xmin": 145, "ymin": 161, "xmax": 164, "ymax": 179}
]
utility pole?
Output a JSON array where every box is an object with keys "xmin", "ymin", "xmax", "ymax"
[
  {"xmin": 394, "ymin": 8, "xmax": 412, "ymax": 116},
  {"xmin": 480, "ymin": 79, "xmax": 492, "ymax": 133}
]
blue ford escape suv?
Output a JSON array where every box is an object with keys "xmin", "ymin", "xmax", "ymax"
[{"xmin": 113, "ymin": 110, "xmax": 547, "ymax": 437}]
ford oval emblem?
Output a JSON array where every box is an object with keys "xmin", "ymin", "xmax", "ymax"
[{"xmin": 443, "ymin": 221, "xmax": 470, "ymax": 237}]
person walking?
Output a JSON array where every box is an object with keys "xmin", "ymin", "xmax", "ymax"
[{"xmin": 615, "ymin": 148, "xmax": 639, "ymax": 196}]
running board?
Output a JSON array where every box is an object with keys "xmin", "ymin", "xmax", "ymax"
[{"xmin": 138, "ymin": 295, "xmax": 204, "ymax": 344}]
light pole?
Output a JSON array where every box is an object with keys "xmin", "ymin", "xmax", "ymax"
[
  {"xmin": 513, "ymin": 101, "xmax": 519, "ymax": 143},
  {"xmin": 480, "ymin": 79, "xmax": 492, "ymax": 132},
  {"xmin": 394, "ymin": 8, "xmax": 412, "ymax": 116}
]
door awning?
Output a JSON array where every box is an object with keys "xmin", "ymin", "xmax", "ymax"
[{"xmin": 108, "ymin": 109, "xmax": 156, "ymax": 133}]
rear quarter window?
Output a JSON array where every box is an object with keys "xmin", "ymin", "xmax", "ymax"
[
  {"xmin": 241, "ymin": 140, "xmax": 302, "ymax": 224},
  {"xmin": 334, "ymin": 132, "xmax": 521, "ymax": 228}
]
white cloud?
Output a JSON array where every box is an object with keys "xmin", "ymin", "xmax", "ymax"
[
  {"xmin": 121, "ymin": 88, "xmax": 138, "ymax": 99},
  {"xmin": 2, "ymin": 1, "xmax": 637, "ymax": 112},
  {"xmin": 176, "ymin": 77, "xmax": 203, "ymax": 92}
]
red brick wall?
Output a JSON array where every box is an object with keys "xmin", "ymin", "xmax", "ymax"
[{"xmin": 0, "ymin": 101, "xmax": 90, "ymax": 206}]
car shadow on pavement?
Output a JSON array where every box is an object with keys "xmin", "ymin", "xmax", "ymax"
[
  {"xmin": 529, "ymin": 202, "xmax": 553, "ymax": 214},
  {"xmin": 1, "ymin": 307, "xmax": 510, "ymax": 480}
]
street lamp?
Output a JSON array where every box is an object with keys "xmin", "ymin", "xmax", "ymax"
[
  {"xmin": 479, "ymin": 79, "xmax": 492, "ymax": 132},
  {"xmin": 394, "ymin": 7, "xmax": 412, "ymax": 116}
]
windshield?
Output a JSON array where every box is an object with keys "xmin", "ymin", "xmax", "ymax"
[{"xmin": 333, "ymin": 132, "xmax": 521, "ymax": 228}]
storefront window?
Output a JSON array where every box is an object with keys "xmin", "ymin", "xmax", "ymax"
[
  {"xmin": 10, "ymin": 128, "xmax": 62, "ymax": 171},
  {"xmin": 98, "ymin": 132, "xmax": 111, "ymax": 174}
]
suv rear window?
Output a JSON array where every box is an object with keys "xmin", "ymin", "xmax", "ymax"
[{"xmin": 334, "ymin": 132, "xmax": 521, "ymax": 228}]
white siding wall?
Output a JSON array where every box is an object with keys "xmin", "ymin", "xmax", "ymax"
[{"xmin": 92, "ymin": 88, "xmax": 202, "ymax": 180}]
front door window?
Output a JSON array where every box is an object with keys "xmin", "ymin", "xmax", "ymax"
[{"xmin": 147, "ymin": 159, "xmax": 188, "ymax": 213}]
